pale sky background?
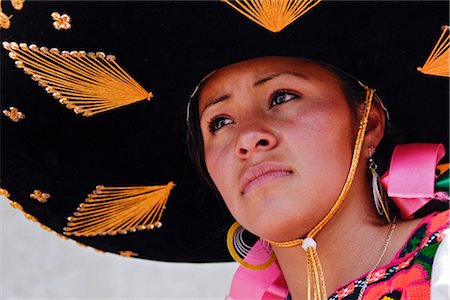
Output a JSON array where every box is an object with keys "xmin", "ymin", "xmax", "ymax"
[{"xmin": 0, "ymin": 195, "xmax": 237, "ymax": 300}]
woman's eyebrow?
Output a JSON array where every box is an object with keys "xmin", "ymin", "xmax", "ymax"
[
  {"xmin": 200, "ymin": 94, "xmax": 230, "ymax": 116},
  {"xmin": 254, "ymin": 71, "xmax": 309, "ymax": 87},
  {"xmin": 201, "ymin": 71, "xmax": 308, "ymax": 116}
]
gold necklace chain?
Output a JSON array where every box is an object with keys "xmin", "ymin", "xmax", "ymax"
[{"xmin": 356, "ymin": 217, "xmax": 397, "ymax": 300}]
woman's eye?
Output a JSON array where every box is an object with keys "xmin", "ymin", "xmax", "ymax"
[
  {"xmin": 270, "ymin": 90, "xmax": 299, "ymax": 108},
  {"xmin": 208, "ymin": 116, "xmax": 233, "ymax": 133}
]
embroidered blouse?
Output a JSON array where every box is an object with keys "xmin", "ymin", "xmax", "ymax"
[
  {"xmin": 328, "ymin": 210, "xmax": 449, "ymax": 300},
  {"xmin": 227, "ymin": 210, "xmax": 449, "ymax": 300}
]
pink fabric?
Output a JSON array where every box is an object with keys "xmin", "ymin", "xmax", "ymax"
[
  {"xmin": 381, "ymin": 143, "xmax": 448, "ymax": 219},
  {"xmin": 227, "ymin": 245, "xmax": 289, "ymax": 300}
]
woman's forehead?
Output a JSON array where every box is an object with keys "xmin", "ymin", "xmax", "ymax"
[{"xmin": 198, "ymin": 56, "xmax": 342, "ymax": 107}]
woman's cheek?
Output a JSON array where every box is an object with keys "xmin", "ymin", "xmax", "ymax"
[{"xmin": 205, "ymin": 143, "xmax": 229, "ymax": 186}]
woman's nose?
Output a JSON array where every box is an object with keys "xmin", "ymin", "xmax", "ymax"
[{"xmin": 235, "ymin": 127, "xmax": 277, "ymax": 159}]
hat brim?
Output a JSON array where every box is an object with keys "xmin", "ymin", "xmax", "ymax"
[{"xmin": 1, "ymin": 1, "xmax": 448, "ymax": 262}]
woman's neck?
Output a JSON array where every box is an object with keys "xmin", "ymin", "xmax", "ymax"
[
  {"xmin": 272, "ymin": 178, "xmax": 396, "ymax": 300},
  {"xmin": 272, "ymin": 181, "xmax": 424, "ymax": 300}
]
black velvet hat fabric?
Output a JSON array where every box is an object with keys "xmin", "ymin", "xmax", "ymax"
[{"xmin": 1, "ymin": 1, "xmax": 448, "ymax": 262}]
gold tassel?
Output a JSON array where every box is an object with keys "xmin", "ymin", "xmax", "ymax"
[
  {"xmin": 302, "ymin": 238, "xmax": 327, "ymax": 300},
  {"xmin": 223, "ymin": 0, "xmax": 321, "ymax": 33},
  {"xmin": 64, "ymin": 182, "xmax": 175, "ymax": 236},
  {"xmin": 268, "ymin": 88, "xmax": 375, "ymax": 300},
  {"xmin": 2, "ymin": 41, "xmax": 153, "ymax": 116},
  {"xmin": 418, "ymin": 25, "xmax": 449, "ymax": 77}
]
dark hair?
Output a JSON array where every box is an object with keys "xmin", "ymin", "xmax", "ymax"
[
  {"xmin": 186, "ymin": 58, "xmax": 401, "ymax": 197},
  {"xmin": 186, "ymin": 80, "xmax": 217, "ymax": 192}
]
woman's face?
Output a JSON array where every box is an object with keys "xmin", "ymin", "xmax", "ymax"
[{"xmin": 198, "ymin": 57, "xmax": 359, "ymax": 241}]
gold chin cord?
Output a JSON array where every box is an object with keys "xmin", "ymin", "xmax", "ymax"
[{"xmin": 267, "ymin": 87, "xmax": 375, "ymax": 300}]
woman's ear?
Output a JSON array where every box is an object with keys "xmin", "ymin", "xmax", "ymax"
[{"xmin": 362, "ymin": 97, "xmax": 386, "ymax": 157}]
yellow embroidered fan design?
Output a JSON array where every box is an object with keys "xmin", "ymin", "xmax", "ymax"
[
  {"xmin": 64, "ymin": 182, "xmax": 175, "ymax": 237},
  {"xmin": 418, "ymin": 25, "xmax": 449, "ymax": 78},
  {"xmin": 2, "ymin": 41, "xmax": 152, "ymax": 116},
  {"xmin": 223, "ymin": 0, "xmax": 321, "ymax": 33}
]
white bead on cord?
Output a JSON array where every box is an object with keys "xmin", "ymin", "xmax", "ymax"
[{"xmin": 302, "ymin": 237, "xmax": 317, "ymax": 251}]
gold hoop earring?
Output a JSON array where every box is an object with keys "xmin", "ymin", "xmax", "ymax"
[
  {"xmin": 226, "ymin": 222, "xmax": 276, "ymax": 270},
  {"xmin": 369, "ymin": 156, "xmax": 391, "ymax": 222}
]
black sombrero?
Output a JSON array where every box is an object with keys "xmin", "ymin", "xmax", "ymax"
[{"xmin": 1, "ymin": 1, "xmax": 448, "ymax": 263}]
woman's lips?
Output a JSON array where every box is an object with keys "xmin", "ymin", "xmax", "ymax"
[{"xmin": 240, "ymin": 162, "xmax": 292, "ymax": 195}]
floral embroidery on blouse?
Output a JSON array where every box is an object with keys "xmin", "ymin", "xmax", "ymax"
[{"xmin": 328, "ymin": 210, "xmax": 449, "ymax": 300}]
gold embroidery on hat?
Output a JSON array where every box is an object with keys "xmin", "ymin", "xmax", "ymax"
[
  {"xmin": 2, "ymin": 190, "xmax": 66, "ymax": 239},
  {"xmin": 0, "ymin": 13, "xmax": 11, "ymax": 29},
  {"xmin": 30, "ymin": 190, "xmax": 51, "ymax": 203},
  {"xmin": 11, "ymin": 0, "xmax": 23, "ymax": 10},
  {"xmin": 3, "ymin": 190, "xmax": 111, "ymax": 258},
  {"xmin": 55, "ymin": 232, "xmax": 69, "ymax": 241},
  {"xmin": 119, "ymin": 250, "xmax": 138, "ymax": 257},
  {"xmin": 223, "ymin": 0, "xmax": 321, "ymax": 33},
  {"xmin": 0, "ymin": 3, "xmax": 11, "ymax": 29},
  {"xmin": 51, "ymin": 12, "xmax": 71, "ymax": 30},
  {"xmin": 64, "ymin": 182, "xmax": 175, "ymax": 237},
  {"xmin": 0, "ymin": 188, "xmax": 11, "ymax": 198},
  {"xmin": 40, "ymin": 223, "xmax": 52, "ymax": 232},
  {"xmin": 8, "ymin": 198, "xmax": 22, "ymax": 209},
  {"xmin": 2, "ymin": 106, "xmax": 25, "ymax": 122},
  {"xmin": 418, "ymin": 25, "xmax": 449, "ymax": 78},
  {"xmin": 3, "ymin": 192, "xmax": 87, "ymax": 244},
  {"xmin": 75, "ymin": 241, "xmax": 88, "ymax": 248},
  {"xmin": 0, "ymin": 0, "xmax": 24, "ymax": 29},
  {"xmin": 2, "ymin": 41, "xmax": 153, "ymax": 116},
  {"xmin": 7, "ymin": 198, "xmax": 53, "ymax": 232},
  {"xmin": 7, "ymin": 199, "xmax": 38, "ymax": 222}
]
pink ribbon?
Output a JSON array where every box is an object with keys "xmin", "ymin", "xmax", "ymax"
[
  {"xmin": 381, "ymin": 143, "xmax": 448, "ymax": 219},
  {"xmin": 227, "ymin": 245, "xmax": 289, "ymax": 300}
]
